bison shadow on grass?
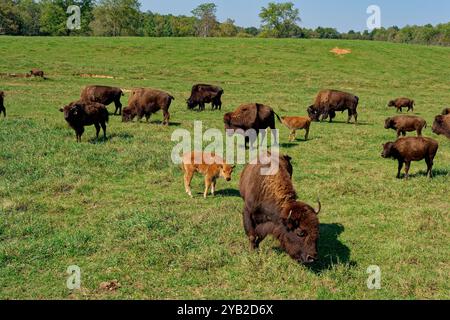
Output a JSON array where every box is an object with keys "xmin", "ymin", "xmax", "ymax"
[{"xmin": 271, "ymin": 223, "xmax": 354, "ymax": 273}]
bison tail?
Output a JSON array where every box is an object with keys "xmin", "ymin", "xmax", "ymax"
[
  {"xmin": 274, "ymin": 112, "xmax": 282, "ymax": 124},
  {"xmin": 169, "ymin": 95, "xmax": 175, "ymax": 101},
  {"xmin": 424, "ymin": 121, "xmax": 427, "ymax": 129}
]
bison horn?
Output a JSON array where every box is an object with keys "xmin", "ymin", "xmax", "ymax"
[
  {"xmin": 315, "ymin": 200, "xmax": 322, "ymax": 215},
  {"xmin": 287, "ymin": 210, "xmax": 292, "ymax": 220}
]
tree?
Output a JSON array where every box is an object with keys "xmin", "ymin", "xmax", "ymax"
[
  {"xmin": 0, "ymin": 0, "xmax": 23, "ymax": 35},
  {"xmin": 39, "ymin": 0, "xmax": 67, "ymax": 35},
  {"xmin": 90, "ymin": 0, "xmax": 142, "ymax": 36},
  {"xmin": 219, "ymin": 18, "xmax": 237, "ymax": 37},
  {"xmin": 191, "ymin": 2, "xmax": 217, "ymax": 37},
  {"xmin": 259, "ymin": 2, "xmax": 300, "ymax": 38}
]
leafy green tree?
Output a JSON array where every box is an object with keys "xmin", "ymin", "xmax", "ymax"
[
  {"xmin": 0, "ymin": 0, "xmax": 22, "ymax": 35},
  {"xmin": 219, "ymin": 18, "xmax": 237, "ymax": 37},
  {"xmin": 39, "ymin": 0, "xmax": 67, "ymax": 35},
  {"xmin": 259, "ymin": 2, "xmax": 300, "ymax": 38},
  {"xmin": 90, "ymin": 0, "xmax": 142, "ymax": 36},
  {"xmin": 191, "ymin": 2, "xmax": 217, "ymax": 37}
]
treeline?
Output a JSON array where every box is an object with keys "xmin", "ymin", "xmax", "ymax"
[{"xmin": 1, "ymin": 0, "xmax": 449, "ymax": 46}]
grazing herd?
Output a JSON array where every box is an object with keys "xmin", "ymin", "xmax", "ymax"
[{"xmin": 1, "ymin": 69, "xmax": 449, "ymax": 265}]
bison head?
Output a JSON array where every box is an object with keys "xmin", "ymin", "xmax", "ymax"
[
  {"xmin": 388, "ymin": 100, "xmax": 395, "ymax": 107},
  {"xmin": 432, "ymin": 115, "xmax": 450, "ymax": 138},
  {"xmin": 122, "ymin": 106, "xmax": 135, "ymax": 122},
  {"xmin": 381, "ymin": 142, "xmax": 396, "ymax": 159},
  {"xmin": 186, "ymin": 98, "xmax": 197, "ymax": 110},
  {"xmin": 59, "ymin": 103, "xmax": 83, "ymax": 121},
  {"xmin": 280, "ymin": 201, "xmax": 321, "ymax": 264},
  {"xmin": 384, "ymin": 118, "xmax": 395, "ymax": 129},
  {"xmin": 220, "ymin": 164, "xmax": 235, "ymax": 182},
  {"xmin": 307, "ymin": 105, "xmax": 320, "ymax": 122}
]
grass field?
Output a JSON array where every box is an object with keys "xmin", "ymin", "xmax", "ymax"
[{"xmin": 0, "ymin": 37, "xmax": 449, "ymax": 300}]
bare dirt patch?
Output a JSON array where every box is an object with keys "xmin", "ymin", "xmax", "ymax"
[{"xmin": 330, "ymin": 47, "xmax": 352, "ymax": 56}]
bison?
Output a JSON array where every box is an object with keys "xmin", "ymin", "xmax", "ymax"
[
  {"xmin": 29, "ymin": 68, "xmax": 45, "ymax": 79},
  {"xmin": 307, "ymin": 90, "xmax": 359, "ymax": 124},
  {"xmin": 388, "ymin": 98, "xmax": 415, "ymax": 113},
  {"xmin": 239, "ymin": 154, "xmax": 321, "ymax": 264},
  {"xmin": 122, "ymin": 88, "xmax": 174, "ymax": 125},
  {"xmin": 81, "ymin": 85, "xmax": 124, "ymax": 115},
  {"xmin": 381, "ymin": 137, "xmax": 439, "ymax": 179},
  {"xmin": 0, "ymin": 91, "xmax": 5, "ymax": 117},
  {"xmin": 187, "ymin": 84, "xmax": 224, "ymax": 111},
  {"xmin": 384, "ymin": 115, "xmax": 427, "ymax": 138},
  {"xmin": 224, "ymin": 103, "xmax": 278, "ymax": 147},
  {"xmin": 432, "ymin": 114, "xmax": 450, "ymax": 139},
  {"xmin": 182, "ymin": 152, "xmax": 235, "ymax": 198},
  {"xmin": 60, "ymin": 101, "xmax": 109, "ymax": 142},
  {"xmin": 279, "ymin": 116, "xmax": 311, "ymax": 141},
  {"xmin": 441, "ymin": 108, "xmax": 450, "ymax": 115}
]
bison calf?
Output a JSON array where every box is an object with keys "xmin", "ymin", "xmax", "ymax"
[
  {"xmin": 384, "ymin": 115, "xmax": 427, "ymax": 137},
  {"xmin": 182, "ymin": 152, "xmax": 234, "ymax": 198},
  {"xmin": 239, "ymin": 154, "xmax": 320, "ymax": 264},
  {"xmin": 381, "ymin": 137, "xmax": 438, "ymax": 179},
  {"xmin": 280, "ymin": 116, "xmax": 311, "ymax": 141},
  {"xmin": 432, "ymin": 114, "xmax": 450, "ymax": 139},
  {"xmin": 123, "ymin": 88, "xmax": 174, "ymax": 125},
  {"xmin": 60, "ymin": 101, "xmax": 109, "ymax": 142},
  {"xmin": 0, "ymin": 91, "xmax": 5, "ymax": 117},
  {"xmin": 388, "ymin": 98, "xmax": 414, "ymax": 113},
  {"xmin": 29, "ymin": 68, "xmax": 45, "ymax": 79}
]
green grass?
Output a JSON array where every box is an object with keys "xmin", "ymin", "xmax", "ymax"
[{"xmin": 0, "ymin": 37, "xmax": 449, "ymax": 299}]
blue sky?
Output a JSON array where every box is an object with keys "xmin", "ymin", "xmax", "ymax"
[{"xmin": 140, "ymin": 0, "xmax": 450, "ymax": 32}]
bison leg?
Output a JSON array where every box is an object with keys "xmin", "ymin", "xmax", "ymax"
[
  {"xmin": 397, "ymin": 160, "xmax": 404, "ymax": 179},
  {"xmin": 114, "ymin": 100, "xmax": 122, "ymax": 115},
  {"xmin": 425, "ymin": 157, "xmax": 433, "ymax": 178},
  {"xmin": 254, "ymin": 223, "xmax": 275, "ymax": 248},
  {"xmin": 353, "ymin": 111, "xmax": 358, "ymax": 124},
  {"xmin": 101, "ymin": 122, "xmax": 107, "ymax": 140},
  {"xmin": 417, "ymin": 128, "xmax": 422, "ymax": 137},
  {"xmin": 1, "ymin": 108, "xmax": 5, "ymax": 117},
  {"xmin": 396, "ymin": 130, "xmax": 402, "ymax": 138},
  {"xmin": 211, "ymin": 178, "xmax": 216, "ymax": 196},
  {"xmin": 184, "ymin": 168, "xmax": 194, "ymax": 198},
  {"xmin": 304, "ymin": 127, "xmax": 309, "ymax": 141},
  {"xmin": 94, "ymin": 123, "xmax": 101, "ymax": 140},
  {"xmin": 243, "ymin": 207, "xmax": 257, "ymax": 249},
  {"xmin": 404, "ymin": 161, "xmax": 411, "ymax": 179},
  {"xmin": 203, "ymin": 176, "xmax": 212, "ymax": 198},
  {"xmin": 163, "ymin": 110, "xmax": 170, "ymax": 126}
]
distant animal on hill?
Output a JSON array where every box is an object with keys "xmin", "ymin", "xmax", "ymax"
[
  {"xmin": 381, "ymin": 137, "xmax": 438, "ymax": 179},
  {"xmin": 0, "ymin": 91, "xmax": 5, "ymax": 117},
  {"xmin": 60, "ymin": 100, "xmax": 109, "ymax": 142},
  {"xmin": 122, "ymin": 88, "xmax": 174, "ymax": 125},
  {"xmin": 224, "ymin": 103, "xmax": 277, "ymax": 147},
  {"xmin": 81, "ymin": 85, "xmax": 124, "ymax": 115},
  {"xmin": 307, "ymin": 89, "xmax": 359, "ymax": 124},
  {"xmin": 384, "ymin": 115, "xmax": 427, "ymax": 138},
  {"xmin": 432, "ymin": 114, "xmax": 450, "ymax": 139},
  {"xmin": 29, "ymin": 68, "xmax": 46, "ymax": 79},
  {"xmin": 388, "ymin": 98, "xmax": 415, "ymax": 113},
  {"xmin": 187, "ymin": 84, "xmax": 224, "ymax": 111},
  {"xmin": 239, "ymin": 154, "xmax": 320, "ymax": 264},
  {"xmin": 182, "ymin": 152, "xmax": 235, "ymax": 198},
  {"xmin": 279, "ymin": 116, "xmax": 311, "ymax": 141}
]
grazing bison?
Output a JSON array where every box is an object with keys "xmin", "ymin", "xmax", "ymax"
[
  {"xmin": 81, "ymin": 85, "xmax": 124, "ymax": 115},
  {"xmin": 182, "ymin": 152, "xmax": 235, "ymax": 198},
  {"xmin": 239, "ymin": 154, "xmax": 320, "ymax": 264},
  {"xmin": 187, "ymin": 84, "xmax": 224, "ymax": 111},
  {"xmin": 279, "ymin": 116, "xmax": 311, "ymax": 141},
  {"xmin": 60, "ymin": 101, "xmax": 109, "ymax": 142},
  {"xmin": 388, "ymin": 98, "xmax": 415, "ymax": 113},
  {"xmin": 122, "ymin": 88, "xmax": 174, "ymax": 125},
  {"xmin": 432, "ymin": 114, "xmax": 450, "ymax": 139},
  {"xmin": 384, "ymin": 115, "xmax": 427, "ymax": 138},
  {"xmin": 224, "ymin": 103, "xmax": 278, "ymax": 146},
  {"xmin": 0, "ymin": 91, "xmax": 5, "ymax": 117},
  {"xmin": 29, "ymin": 68, "xmax": 45, "ymax": 79},
  {"xmin": 307, "ymin": 90, "xmax": 359, "ymax": 124},
  {"xmin": 381, "ymin": 137, "xmax": 439, "ymax": 179},
  {"xmin": 441, "ymin": 108, "xmax": 450, "ymax": 115}
]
